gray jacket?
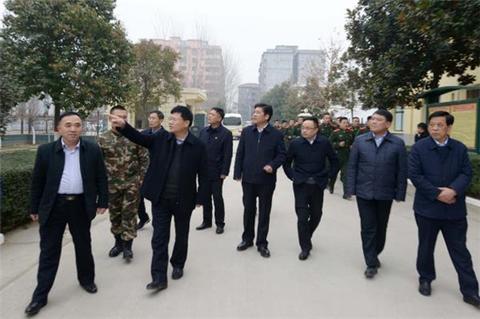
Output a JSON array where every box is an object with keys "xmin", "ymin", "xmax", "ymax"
[{"xmin": 346, "ymin": 132, "xmax": 408, "ymax": 201}]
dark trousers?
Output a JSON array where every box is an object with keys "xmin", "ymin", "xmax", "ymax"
[
  {"xmin": 138, "ymin": 195, "xmax": 149, "ymax": 222},
  {"xmin": 32, "ymin": 196, "xmax": 94, "ymax": 303},
  {"xmin": 202, "ymin": 179, "xmax": 225, "ymax": 227},
  {"xmin": 241, "ymin": 182, "xmax": 276, "ymax": 248},
  {"xmin": 293, "ymin": 183, "xmax": 324, "ymax": 252},
  {"xmin": 415, "ymin": 214, "xmax": 479, "ymax": 297},
  {"xmin": 356, "ymin": 197, "xmax": 393, "ymax": 267},
  {"xmin": 150, "ymin": 198, "xmax": 193, "ymax": 284}
]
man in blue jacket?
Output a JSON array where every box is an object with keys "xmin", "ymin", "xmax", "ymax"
[
  {"xmin": 196, "ymin": 107, "xmax": 233, "ymax": 234},
  {"xmin": 234, "ymin": 103, "xmax": 286, "ymax": 258},
  {"xmin": 283, "ymin": 117, "xmax": 339, "ymax": 260},
  {"xmin": 409, "ymin": 111, "xmax": 479, "ymax": 308},
  {"xmin": 346, "ymin": 109, "xmax": 408, "ymax": 279}
]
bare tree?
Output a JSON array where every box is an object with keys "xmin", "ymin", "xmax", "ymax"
[
  {"xmin": 223, "ymin": 48, "xmax": 241, "ymax": 112},
  {"xmin": 14, "ymin": 97, "xmax": 45, "ymax": 134}
]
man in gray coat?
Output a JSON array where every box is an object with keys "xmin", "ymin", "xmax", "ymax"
[{"xmin": 346, "ymin": 109, "xmax": 408, "ymax": 279}]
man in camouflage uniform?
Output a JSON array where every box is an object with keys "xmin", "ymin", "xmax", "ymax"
[
  {"xmin": 98, "ymin": 105, "xmax": 149, "ymax": 262},
  {"xmin": 319, "ymin": 113, "xmax": 335, "ymax": 138},
  {"xmin": 329, "ymin": 116, "xmax": 354, "ymax": 199}
]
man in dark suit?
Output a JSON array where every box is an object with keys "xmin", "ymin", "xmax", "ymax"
[
  {"xmin": 196, "ymin": 107, "xmax": 233, "ymax": 234},
  {"xmin": 234, "ymin": 103, "xmax": 286, "ymax": 258},
  {"xmin": 25, "ymin": 112, "xmax": 108, "ymax": 316},
  {"xmin": 283, "ymin": 117, "xmax": 339, "ymax": 260},
  {"xmin": 346, "ymin": 109, "xmax": 408, "ymax": 279},
  {"xmin": 137, "ymin": 110, "xmax": 165, "ymax": 230},
  {"xmin": 409, "ymin": 111, "xmax": 480, "ymax": 308},
  {"xmin": 109, "ymin": 105, "xmax": 208, "ymax": 292}
]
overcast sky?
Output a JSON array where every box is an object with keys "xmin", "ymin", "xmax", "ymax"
[{"xmin": 1, "ymin": 0, "xmax": 359, "ymax": 83}]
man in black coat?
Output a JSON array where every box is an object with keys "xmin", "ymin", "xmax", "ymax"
[
  {"xmin": 137, "ymin": 110, "xmax": 165, "ymax": 230},
  {"xmin": 283, "ymin": 117, "xmax": 339, "ymax": 260},
  {"xmin": 234, "ymin": 103, "xmax": 286, "ymax": 258},
  {"xmin": 346, "ymin": 109, "xmax": 408, "ymax": 279},
  {"xmin": 110, "ymin": 105, "xmax": 208, "ymax": 292},
  {"xmin": 25, "ymin": 112, "xmax": 108, "ymax": 316},
  {"xmin": 196, "ymin": 107, "xmax": 233, "ymax": 234},
  {"xmin": 409, "ymin": 111, "xmax": 480, "ymax": 308}
]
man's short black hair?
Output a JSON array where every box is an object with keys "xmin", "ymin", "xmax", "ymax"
[
  {"xmin": 110, "ymin": 105, "xmax": 127, "ymax": 114},
  {"xmin": 149, "ymin": 110, "xmax": 164, "ymax": 119},
  {"xmin": 373, "ymin": 109, "xmax": 393, "ymax": 122},
  {"xmin": 302, "ymin": 116, "xmax": 319, "ymax": 128},
  {"xmin": 282, "ymin": 120, "xmax": 288, "ymax": 123},
  {"xmin": 417, "ymin": 122, "xmax": 428, "ymax": 130},
  {"xmin": 211, "ymin": 107, "xmax": 225, "ymax": 119},
  {"xmin": 337, "ymin": 116, "xmax": 348, "ymax": 123},
  {"xmin": 367, "ymin": 116, "xmax": 372, "ymax": 121},
  {"xmin": 171, "ymin": 105, "xmax": 193, "ymax": 127},
  {"xmin": 428, "ymin": 111, "xmax": 455, "ymax": 126},
  {"xmin": 254, "ymin": 103, "xmax": 273, "ymax": 121},
  {"xmin": 57, "ymin": 111, "xmax": 82, "ymax": 127},
  {"xmin": 352, "ymin": 116, "xmax": 360, "ymax": 120},
  {"xmin": 322, "ymin": 113, "xmax": 331, "ymax": 118}
]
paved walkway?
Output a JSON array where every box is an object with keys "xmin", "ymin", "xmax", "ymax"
[{"xmin": 1, "ymin": 167, "xmax": 480, "ymax": 318}]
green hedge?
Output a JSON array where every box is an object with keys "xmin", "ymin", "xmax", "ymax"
[{"xmin": 0, "ymin": 149, "xmax": 37, "ymax": 233}]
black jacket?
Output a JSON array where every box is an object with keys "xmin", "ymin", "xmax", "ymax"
[
  {"xmin": 409, "ymin": 137, "xmax": 472, "ymax": 220},
  {"xmin": 234, "ymin": 124, "xmax": 286, "ymax": 184},
  {"xmin": 346, "ymin": 132, "xmax": 408, "ymax": 201},
  {"xmin": 119, "ymin": 123, "xmax": 208, "ymax": 211},
  {"xmin": 199, "ymin": 125, "xmax": 233, "ymax": 180},
  {"xmin": 283, "ymin": 135, "xmax": 339, "ymax": 189},
  {"xmin": 30, "ymin": 138, "xmax": 108, "ymax": 226}
]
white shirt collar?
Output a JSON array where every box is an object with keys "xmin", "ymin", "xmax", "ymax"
[
  {"xmin": 434, "ymin": 137, "xmax": 449, "ymax": 147},
  {"xmin": 61, "ymin": 138, "xmax": 80, "ymax": 150}
]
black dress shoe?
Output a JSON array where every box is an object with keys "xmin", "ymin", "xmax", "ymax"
[
  {"xmin": 257, "ymin": 246, "xmax": 271, "ymax": 258},
  {"xmin": 25, "ymin": 301, "xmax": 46, "ymax": 316},
  {"xmin": 328, "ymin": 183, "xmax": 334, "ymax": 194},
  {"xmin": 81, "ymin": 283, "xmax": 98, "ymax": 293},
  {"xmin": 463, "ymin": 294, "xmax": 480, "ymax": 308},
  {"xmin": 299, "ymin": 250, "xmax": 310, "ymax": 260},
  {"xmin": 196, "ymin": 222, "xmax": 212, "ymax": 230},
  {"xmin": 136, "ymin": 218, "xmax": 150, "ymax": 230},
  {"xmin": 343, "ymin": 194, "xmax": 352, "ymax": 200},
  {"xmin": 375, "ymin": 260, "xmax": 382, "ymax": 268},
  {"xmin": 146, "ymin": 281, "xmax": 168, "ymax": 291},
  {"xmin": 216, "ymin": 226, "xmax": 224, "ymax": 234},
  {"xmin": 418, "ymin": 281, "xmax": 431, "ymax": 296},
  {"xmin": 172, "ymin": 267, "xmax": 183, "ymax": 280},
  {"xmin": 237, "ymin": 241, "xmax": 253, "ymax": 251},
  {"xmin": 364, "ymin": 267, "xmax": 378, "ymax": 279}
]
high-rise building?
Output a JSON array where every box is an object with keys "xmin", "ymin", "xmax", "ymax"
[
  {"xmin": 237, "ymin": 83, "xmax": 260, "ymax": 122},
  {"xmin": 258, "ymin": 45, "xmax": 325, "ymax": 93},
  {"xmin": 151, "ymin": 37, "xmax": 225, "ymax": 108},
  {"xmin": 293, "ymin": 50, "xmax": 326, "ymax": 87}
]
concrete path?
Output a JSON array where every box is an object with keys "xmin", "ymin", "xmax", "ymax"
[{"xmin": 1, "ymin": 161, "xmax": 480, "ymax": 318}]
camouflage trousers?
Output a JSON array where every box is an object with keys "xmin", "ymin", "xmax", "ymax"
[{"xmin": 109, "ymin": 187, "xmax": 140, "ymax": 241}]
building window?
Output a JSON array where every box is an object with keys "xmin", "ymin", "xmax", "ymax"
[
  {"xmin": 394, "ymin": 106, "xmax": 404, "ymax": 131},
  {"xmin": 467, "ymin": 89, "xmax": 480, "ymax": 99}
]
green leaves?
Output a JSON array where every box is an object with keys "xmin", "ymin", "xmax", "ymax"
[
  {"xmin": 345, "ymin": 0, "xmax": 480, "ymax": 109},
  {"xmin": 1, "ymin": 0, "xmax": 133, "ymax": 120},
  {"xmin": 127, "ymin": 40, "xmax": 182, "ymax": 120}
]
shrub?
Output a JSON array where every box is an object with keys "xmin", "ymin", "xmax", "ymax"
[{"xmin": 0, "ymin": 149, "xmax": 37, "ymax": 233}]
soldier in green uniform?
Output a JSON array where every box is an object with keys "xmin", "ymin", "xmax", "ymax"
[
  {"xmin": 293, "ymin": 117, "xmax": 303, "ymax": 138},
  {"xmin": 319, "ymin": 113, "xmax": 335, "ymax": 138},
  {"xmin": 98, "ymin": 105, "xmax": 149, "ymax": 262},
  {"xmin": 329, "ymin": 117, "xmax": 354, "ymax": 199},
  {"xmin": 352, "ymin": 116, "xmax": 368, "ymax": 136},
  {"xmin": 284, "ymin": 119, "xmax": 297, "ymax": 149}
]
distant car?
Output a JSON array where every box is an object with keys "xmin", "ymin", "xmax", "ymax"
[{"xmin": 223, "ymin": 113, "xmax": 243, "ymax": 140}]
